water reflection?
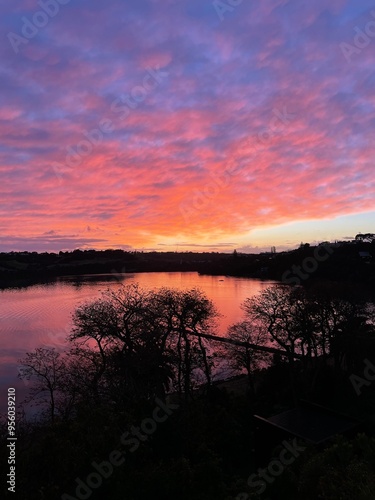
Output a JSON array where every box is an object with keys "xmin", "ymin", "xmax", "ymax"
[{"xmin": 0, "ymin": 272, "xmax": 276, "ymax": 413}]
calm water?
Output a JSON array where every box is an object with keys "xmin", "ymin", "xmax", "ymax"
[{"xmin": 0, "ymin": 272, "xmax": 275, "ymax": 414}]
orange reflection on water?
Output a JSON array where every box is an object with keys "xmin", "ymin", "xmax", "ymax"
[{"xmin": 0, "ymin": 272, "xmax": 276, "ymax": 412}]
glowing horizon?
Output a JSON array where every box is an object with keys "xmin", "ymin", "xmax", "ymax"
[{"xmin": 0, "ymin": 0, "xmax": 374, "ymax": 253}]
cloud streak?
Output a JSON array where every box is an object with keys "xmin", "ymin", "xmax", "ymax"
[{"xmin": 0, "ymin": 0, "xmax": 374, "ymax": 251}]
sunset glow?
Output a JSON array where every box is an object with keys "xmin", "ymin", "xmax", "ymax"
[{"xmin": 1, "ymin": 0, "xmax": 374, "ymax": 252}]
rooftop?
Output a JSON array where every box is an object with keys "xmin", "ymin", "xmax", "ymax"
[{"xmin": 254, "ymin": 401, "xmax": 360, "ymax": 445}]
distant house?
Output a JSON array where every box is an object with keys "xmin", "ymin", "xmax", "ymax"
[{"xmin": 359, "ymin": 251, "xmax": 372, "ymax": 263}]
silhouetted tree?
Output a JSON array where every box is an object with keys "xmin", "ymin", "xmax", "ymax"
[
  {"xmin": 69, "ymin": 284, "xmax": 218, "ymax": 403},
  {"xmin": 355, "ymin": 233, "xmax": 375, "ymax": 243},
  {"xmin": 224, "ymin": 321, "xmax": 271, "ymax": 394},
  {"xmin": 18, "ymin": 348, "xmax": 67, "ymax": 423}
]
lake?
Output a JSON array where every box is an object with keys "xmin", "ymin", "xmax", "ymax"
[{"xmin": 0, "ymin": 272, "xmax": 276, "ymax": 414}]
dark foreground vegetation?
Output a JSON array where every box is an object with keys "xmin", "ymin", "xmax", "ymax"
[
  {"xmin": 1, "ymin": 280, "xmax": 375, "ymax": 499},
  {"xmin": 1, "ymin": 234, "xmax": 374, "ymax": 292}
]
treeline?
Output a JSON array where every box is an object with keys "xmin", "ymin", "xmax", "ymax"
[
  {"xmin": 2, "ymin": 283, "xmax": 375, "ymax": 499},
  {"xmin": 0, "ymin": 249, "xmax": 226, "ymax": 286},
  {"xmin": 1, "ymin": 236, "xmax": 375, "ymax": 291},
  {"xmin": 203, "ymin": 240, "xmax": 375, "ymax": 289}
]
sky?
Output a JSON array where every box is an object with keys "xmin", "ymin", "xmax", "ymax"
[{"xmin": 0, "ymin": 0, "xmax": 374, "ymax": 253}]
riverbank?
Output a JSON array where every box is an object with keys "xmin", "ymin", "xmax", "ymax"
[{"xmin": 1, "ymin": 242, "xmax": 374, "ymax": 298}]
